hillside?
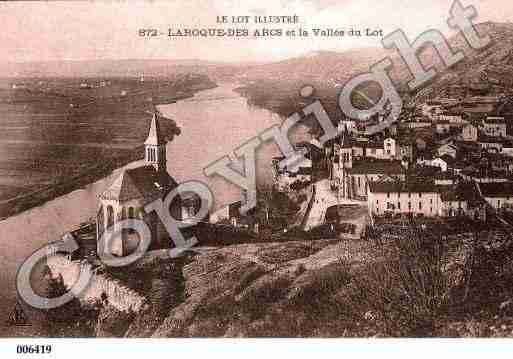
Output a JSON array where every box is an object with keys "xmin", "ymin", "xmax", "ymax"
[
  {"xmin": 239, "ymin": 22, "xmax": 513, "ymax": 91},
  {"xmin": 239, "ymin": 49, "xmax": 389, "ymax": 86},
  {"xmin": 36, "ymin": 227, "xmax": 513, "ymax": 338}
]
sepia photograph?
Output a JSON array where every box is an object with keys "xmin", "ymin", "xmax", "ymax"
[{"xmin": 2, "ymin": 0, "xmax": 513, "ymax": 355}]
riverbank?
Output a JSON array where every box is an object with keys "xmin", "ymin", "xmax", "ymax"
[{"xmin": 0, "ymin": 76, "xmax": 217, "ymax": 219}]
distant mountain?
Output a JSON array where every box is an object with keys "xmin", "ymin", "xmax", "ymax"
[
  {"xmin": 0, "ymin": 58, "xmax": 255, "ymax": 81},
  {"xmin": 238, "ymin": 48, "xmax": 388, "ymax": 86}
]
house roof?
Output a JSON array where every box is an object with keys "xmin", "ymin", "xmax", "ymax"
[
  {"xmin": 369, "ymin": 179, "xmax": 436, "ymax": 194},
  {"xmin": 483, "ymin": 116, "xmax": 506, "ymax": 124},
  {"xmin": 480, "ymin": 182, "xmax": 513, "ymax": 198},
  {"xmin": 347, "ymin": 160, "xmax": 404, "ymax": 175},
  {"xmin": 411, "ymin": 165, "xmax": 441, "ymax": 177},
  {"xmin": 100, "ymin": 165, "xmax": 178, "ymax": 202}
]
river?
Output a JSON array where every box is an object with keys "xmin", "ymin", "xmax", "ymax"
[{"xmin": 0, "ymin": 83, "xmax": 311, "ymax": 335}]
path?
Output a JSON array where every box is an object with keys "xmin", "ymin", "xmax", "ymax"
[{"xmin": 302, "ymin": 179, "xmax": 364, "ymax": 231}]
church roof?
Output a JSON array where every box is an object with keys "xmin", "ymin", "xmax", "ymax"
[
  {"xmin": 100, "ymin": 165, "xmax": 178, "ymax": 202},
  {"xmin": 144, "ymin": 112, "xmax": 167, "ymax": 146}
]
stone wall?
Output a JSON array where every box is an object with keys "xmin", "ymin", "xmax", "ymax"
[{"xmin": 46, "ymin": 255, "xmax": 148, "ymax": 313}]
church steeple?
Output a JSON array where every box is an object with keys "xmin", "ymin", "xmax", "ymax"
[{"xmin": 145, "ymin": 111, "xmax": 167, "ymax": 172}]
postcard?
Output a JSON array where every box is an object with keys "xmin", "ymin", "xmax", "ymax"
[{"xmin": 1, "ymin": 0, "xmax": 513, "ymax": 354}]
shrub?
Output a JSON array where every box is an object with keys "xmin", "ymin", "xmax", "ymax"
[{"xmin": 353, "ymin": 228, "xmax": 450, "ymax": 336}]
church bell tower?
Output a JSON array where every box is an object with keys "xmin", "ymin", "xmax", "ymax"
[{"xmin": 144, "ymin": 111, "xmax": 167, "ymax": 172}]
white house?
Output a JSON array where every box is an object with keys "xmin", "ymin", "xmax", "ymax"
[
  {"xmin": 431, "ymin": 157, "xmax": 449, "ymax": 172},
  {"xmin": 368, "ymin": 180, "xmax": 440, "ymax": 217},
  {"xmin": 437, "ymin": 143, "xmax": 457, "ymax": 158},
  {"xmin": 481, "ymin": 116, "xmax": 507, "ymax": 138},
  {"xmin": 461, "ymin": 124, "xmax": 478, "ymax": 142},
  {"xmin": 364, "ymin": 138, "xmax": 397, "ymax": 160}
]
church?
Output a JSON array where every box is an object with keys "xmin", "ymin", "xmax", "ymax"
[{"xmin": 95, "ymin": 111, "xmax": 183, "ymax": 257}]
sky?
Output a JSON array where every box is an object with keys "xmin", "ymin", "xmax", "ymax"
[{"xmin": 2, "ymin": 0, "xmax": 513, "ymax": 63}]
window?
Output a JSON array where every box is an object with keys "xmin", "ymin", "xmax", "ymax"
[
  {"xmin": 419, "ymin": 201, "xmax": 423, "ymax": 210},
  {"xmin": 358, "ymin": 177, "xmax": 361, "ymax": 188},
  {"xmin": 376, "ymin": 200, "xmax": 379, "ymax": 205},
  {"xmin": 387, "ymin": 192, "xmax": 390, "ymax": 198},
  {"xmin": 398, "ymin": 202, "xmax": 401, "ymax": 210},
  {"xmin": 419, "ymin": 192, "xmax": 422, "ymax": 198},
  {"xmin": 106, "ymin": 205, "xmax": 114, "ymax": 228},
  {"xmin": 430, "ymin": 198, "xmax": 433, "ymax": 204},
  {"xmin": 408, "ymin": 202, "xmax": 411, "ymax": 210}
]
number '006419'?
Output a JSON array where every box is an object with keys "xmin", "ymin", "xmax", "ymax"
[{"xmin": 16, "ymin": 345, "xmax": 52, "ymax": 354}]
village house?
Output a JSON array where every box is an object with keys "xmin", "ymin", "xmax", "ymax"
[
  {"xmin": 364, "ymin": 137, "xmax": 398, "ymax": 160},
  {"xmin": 437, "ymin": 143, "xmax": 458, "ymax": 158},
  {"xmin": 434, "ymin": 172, "xmax": 457, "ymax": 186},
  {"xmin": 461, "ymin": 123, "xmax": 478, "ymax": 142},
  {"xmin": 344, "ymin": 160, "xmax": 405, "ymax": 199},
  {"xmin": 430, "ymin": 156, "xmax": 451, "ymax": 172},
  {"xmin": 438, "ymin": 111, "xmax": 465, "ymax": 124},
  {"xmin": 208, "ymin": 200, "xmax": 259, "ymax": 232},
  {"xmin": 461, "ymin": 167, "xmax": 510, "ymax": 183},
  {"xmin": 435, "ymin": 120, "xmax": 465, "ymax": 135},
  {"xmin": 478, "ymin": 132, "xmax": 504, "ymax": 152},
  {"xmin": 368, "ymin": 178, "xmax": 483, "ymax": 219},
  {"xmin": 479, "ymin": 182, "xmax": 513, "ymax": 210},
  {"xmin": 403, "ymin": 120, "xmax": 432, "ymax": 129},
  {"xmin": 480, "ymin": 116, "xmax": 507, "ymax": 137},
  {"xmin": 438, "ymin": 182, "xmax": 483, "ymax": 218},
  {"xmin": 368, "ymin": 180, "xmax": 440, "ymax": 217},
  {"xmin": 337, "ymin": 119, "xmax": 357, "ymax": 134},
  {"xmin": 421, "ymin": 101, "xmax": 443, "ymax": 121}
]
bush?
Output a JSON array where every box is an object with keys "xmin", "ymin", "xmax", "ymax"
[{"xmin": 353, "ymin": 228, "xmax": 450, "ymax": 336}]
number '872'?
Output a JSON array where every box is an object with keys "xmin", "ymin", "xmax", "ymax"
[{"xmin": 138, "ymin": 29, "xmax": 159, "ymax": 37}]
